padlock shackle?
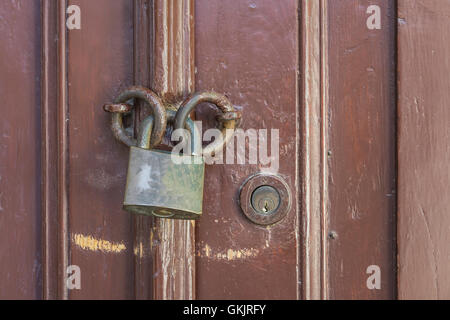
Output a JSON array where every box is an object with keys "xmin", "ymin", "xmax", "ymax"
[
  {"xmin": 173, "ymin": 92, "xmax": 237, "ymax": 156},
  {"xmin": 138, "ymin": 109, "xmax": 201, "ymax": 156},
  {"xmin": 109, "ymin": 86, "xmax": 167, "ymax": 148},
  {"xmin": 137, "ymin": 116, "xmax": 154, "ymax": 149}
]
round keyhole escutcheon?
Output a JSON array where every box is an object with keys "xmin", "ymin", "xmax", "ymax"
[{"xmin": 239, "ymin": 174, "xmax": 291, "ymax": 226}]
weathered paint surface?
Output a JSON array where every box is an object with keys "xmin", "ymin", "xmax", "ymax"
[
  {"xmin": 3, "ymin": 0, "xmax": 447, "ymax": 301},
  {"xmin": 195, "ymin": 0, "xmax": 300, "ymax": 299},
  {"xmin": 151, "ymin": 0, "xmax": 197, "ymax": 300},
  {"xmin": 199, "ymin": 244, "xmax": 260, "ymax": 261},
  {"xmin": 67, "ymin": 0, "xmax": 135, "ymax": 299},
  {"xmin": 0, "ymin": 0, "xmax": 42, "ymax": 299},
  {"xmin": 398, "ymin": 0, "xmax": 450, "ymax": 299},
  {"xmin": 72, "ymin": 234, "xmax": 126, "ymax": 254},
  {"xmin": 326, "ymin": 0, "xmax": 397, "ymax": 299}
]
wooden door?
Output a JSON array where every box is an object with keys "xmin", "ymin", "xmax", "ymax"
[
  {"xmin": 0, "ymin": 0, "xmax": 447, "ymax": 300},
  {"xmin": 397, "ymin": 0, "xmax": 450, "ymax": 299}
]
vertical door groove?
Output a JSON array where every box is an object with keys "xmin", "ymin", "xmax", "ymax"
[
  {"xmin": 41, "ymin": 0, "xmax": 58, "ymax": 300},
  {"xmin": 57, "ymin": 0, "xmax": 70, "ymax": 300},
  {"xmin": 41, "ymin": 0, "xmax": 69, "ymax": 300}
]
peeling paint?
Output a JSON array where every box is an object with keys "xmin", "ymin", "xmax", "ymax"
[
  {"xmin": 72, "ymin": 233, "xmax": 126, "ymax": 254},
  {"xmin": 204, "ymin": 244, "xmax": 212, "ymax": 257},
  {"xmin": 85, "ymin": 168, "xmax": 124, "ymax": 190},
  {"xmin": 150, "ymin": 228, "xmax": 154, "ymax": 250},
  {"xmin": 134, "ymin": 242, "xmax": 144, "ymax": 258},
  {"xmin": 200, "ymin": 245, "xmax": 259, "ymax": 261}
]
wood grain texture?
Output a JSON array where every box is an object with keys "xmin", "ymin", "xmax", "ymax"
[
  {"xmin": 397, "ymin": 0, "xmax": 450, "ymax": 300},
  {"xmin": 67, "ymin": 0, "xmax": 135, "ymax": 299},
  {"xmin": 152, "ymin": 0, "xmax": 194, "ymax": 104},
  {"xmin": 326, "ymin": 0, "xmax": 396, "ymax": 299},
  {"xmin": 195, "ymin": 0, "xmax": 300, "ymax": 299},
  {"xmin": 0, "ymin": 0, "xmax": 42, "ymax": 299},
  {"xmin": 152, "ymin": 0, "xmax": 196, "ymax": 300}
]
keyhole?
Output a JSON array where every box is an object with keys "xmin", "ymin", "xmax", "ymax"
[{"xmin": 250, "ymin": 185, "xmax": 281, "ymax": 215}]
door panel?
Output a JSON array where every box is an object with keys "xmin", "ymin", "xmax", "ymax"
[
  {"xmin": 0, "ymin": 0, "xmax": 42, "ymax": 299},
  {"xmin": 66, "ymin": 0, "xmax": 135, "ymax": 299},
  {"xmin": 398, "ymin": 0, "xmax": 450, "ymax": 300},
  {"xmin": 3, "ymin": 0, "xmax": 447, "ymax": 300},
  {"xmin": 195, "ymin": 0, "xmax": 300, "ymax": 299},
  {"xmin": 326, "ymin": 0, "xmax": 397, "ymax": 299}
]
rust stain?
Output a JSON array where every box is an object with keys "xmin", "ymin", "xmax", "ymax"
[{"xmin": 72, "ymin": 233, "xmax": 126, "ymax": 254}]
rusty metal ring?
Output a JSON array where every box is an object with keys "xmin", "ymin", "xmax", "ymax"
[
  {"xmin": 173, "ymin": 92, "xmax": 236, "ymax": 156},
  {"xmin": 108, "ymin": 86, "xmax": 167, "ymax": 148},
  {"xmin": 138, "ymin": 109, "xmax": 201, "ymax": 155}
]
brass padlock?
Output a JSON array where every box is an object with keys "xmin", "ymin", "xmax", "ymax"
[
  {"xmin": 123, "ymin": 111, "xmax": 205, "ymax": 220},
  {"xmin": 104, "ymin": 88, "xmax": 238, "ymax": 220}
]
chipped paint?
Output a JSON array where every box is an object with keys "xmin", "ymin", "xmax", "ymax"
[
  {"xmin": 150, "ymin": 228, "xmax": 154, "ymax": 250},
  {"xmin": 204, "ymin": 244, "xmax": 212, "ymax": 257},
  {"xmin": 72, "ymin": 233, "xmax": 126, "ymax": 254},
  {"xmin": 200, "ymin": 245, "xmax": 259, "ymax": 261},
  {"xmin": 134, "ymin": 242, "xmax": 144, "ymax": 258}
]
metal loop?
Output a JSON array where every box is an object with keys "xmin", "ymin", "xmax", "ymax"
[
  {"xmin": 216, "ymin": 110, "xmax": 242, "ymax": 128},
  {"xmin": 137, "ymin": 116, "xmax": 154, "ymax": 149},
  {"xmin": 138, "ymin": 109, "xmax": 200, "ymax": 155},
  {"xmin": 173, "ymin": 92, "xmax": 237, "ymax": 156},
  {"xmin": 106, "ymin": 86, "xmax": 167, "ymax": 148},
  {"xmin": 103, "ymin": 103, "xmax": 133, "ymax": 114},
  {"xmin": 216, "ymin": 111, "xmax": 242, "ymax": 122}
]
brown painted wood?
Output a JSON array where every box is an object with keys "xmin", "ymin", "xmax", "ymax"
[
  {"xmin": 0, "ymin": 0, "xmax": 410, "ymax": 300},
  {"xmin": 67, "ymin": 0, "xmax": 135, "ymax": 299},
  {"xmin": 326, "ymin": 0, "xmax": 397, "ymax": 299},
  {"xmin": 195, "ymin": 0, "xmax": 300, "ymax": 299},
  {"xmin": 151, "ymin": 0, "xmax": 196, "ymax": 300},
  {"xmin": 0, "ymin": 0, "xmax": 42, "ymax": 299},
  {"xmin": 397, "ymin": 0, "xmax": 450, "ymax": 300}
]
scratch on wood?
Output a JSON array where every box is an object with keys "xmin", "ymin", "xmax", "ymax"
[
  {"xmin": 72, "ymin": 233, "xmax": 126, "ymax": 254},
  {"xmin": 419, "ymin": 206, "xmax": 440, "ymax": 297}
]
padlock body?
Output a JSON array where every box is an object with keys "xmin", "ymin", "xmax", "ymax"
[{"xmin": 124, "ymin": 147, "xmax": 205, "ymax": 219}]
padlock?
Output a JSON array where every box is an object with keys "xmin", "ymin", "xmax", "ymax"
[{"xmin": 123, "ymin": 111, "xmax": 205, "ymax": 220}]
